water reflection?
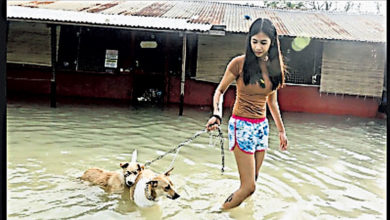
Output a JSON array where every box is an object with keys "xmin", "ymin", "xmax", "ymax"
[{"xmin": 7, "ymin": 102, "xmax": 386, "ymax": 219}]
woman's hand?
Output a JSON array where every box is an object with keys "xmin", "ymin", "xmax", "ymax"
[
  {"xmin": 279, "ymin": 131, "xmax": 288, "ymax": 151},
  {"xmin": 206, "ymin": 116, "xmax": 221, "ymax": 131}
]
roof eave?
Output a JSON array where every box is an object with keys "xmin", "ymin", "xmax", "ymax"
[{"xmin": 7, "ymin": 17, "xmax": 210, "ymax": 34}]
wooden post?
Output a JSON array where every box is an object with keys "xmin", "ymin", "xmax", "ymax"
[
  {"xmin": 75, "ymin": 27, "xmax": 82, "ymax": 71},
  {"xmin": 164, "ymin": 33, "xmax": 170, "ymax": 105},
  {"xmin": 179, "ymin": 33, "xmax": 186, "ymax": 116},
  {"xmin": 130, "ymin": 31, "xmax": 136, "ymax": 104},
  {"xmin": 50, "ymin": 25, "xmax": 57, "ymax": 108},
  {"xmin": 5, "ymin": 21, "xmax": 9, "ymax": 44},
  {"xmin": 1, "ymin": 2, "xmax": 7, "ymax": 215}
]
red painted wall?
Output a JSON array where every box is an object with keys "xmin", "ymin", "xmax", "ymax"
[
  {"xmin": 56, "ymin": 72, "xmax": 133, "ymax": 100},
  {"xmin": 7, "ymin": 68, "xmax": 380, "ymax": 118},
  {"xmin": 7, "ymin": 68, "xmax": 51, "ymax": 94},
  {"xmin": 7, "ymin": 68, "xmax": 133, "ymax": 100},
  {"xmin": 278, "ymin": 84, "xmax": 380, "ymax": 118},
  {"xmin": 168, "ymin": 78, "xmax": 380, "ymax": 118},
  {"xmin": 168, "ymin": 76, "xmax": 236, "ymax": 108}
]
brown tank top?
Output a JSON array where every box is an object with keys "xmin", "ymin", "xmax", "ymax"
[{"xmin": 227, "ymin": 55, "xmax": 274, "ymax": 119}]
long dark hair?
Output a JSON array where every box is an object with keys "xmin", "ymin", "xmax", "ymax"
[{"xmin": 243, "ymin": 18, "xmax": 285, "ymax": 90}]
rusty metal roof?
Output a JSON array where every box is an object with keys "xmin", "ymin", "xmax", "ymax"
[{"xmin": 7, "ymin": 0, "xmax": 386, "ymax": 42}]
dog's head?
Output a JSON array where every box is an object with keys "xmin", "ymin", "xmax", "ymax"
[
  {"xmin": 146, "ymin": 167, "xmax": 180, "ymax": 200},
  {"xmin": 120, "ymin": 150, "xmax": 144, "ymax": 187}
]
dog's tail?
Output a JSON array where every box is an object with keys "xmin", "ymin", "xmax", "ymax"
[{"xmin": 131, "ymin": 149, "xmax": 138, "ymax": 163}]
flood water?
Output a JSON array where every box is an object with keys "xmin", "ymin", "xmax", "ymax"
[{"xmin": 7, "ymin": 100, "xmax": 386, "ymax": 219}]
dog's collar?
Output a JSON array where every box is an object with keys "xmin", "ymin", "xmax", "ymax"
[
  {"xmin": 144, "ymin": 184, "xmax": 153, "ymax": 201},
  {"xmin": 134, "ymin": 171, "xmax": 143, "ymax": 183},
  {"xmin": 144, "ymin": 175, "xmax": 158, "ymax": 201},
  {"xmin": 144, "ymin": 181, "xmax": 157, "ymax": 201}
]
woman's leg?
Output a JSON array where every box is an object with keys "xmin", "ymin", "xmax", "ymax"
[
  {"xmin": 222, "ymin": 146, "xmax": 256, "ymax": 210},
  {"xmin": 254, "ymin": 151, "xmax": 266, "ymax": 181}
]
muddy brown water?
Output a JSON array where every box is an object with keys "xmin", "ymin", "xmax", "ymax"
[{"xmin": 7, "ymin": 101, "xmax": 386, "ymax": 219}]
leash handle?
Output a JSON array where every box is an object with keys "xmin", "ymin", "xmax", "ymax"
[{"xmin": 207, "ymin": 121, "xmax": 220, "ymax": 128}]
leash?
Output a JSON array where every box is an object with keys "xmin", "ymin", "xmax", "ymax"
[{"xmin": 144, "ymin": 127, "xmax": 225, "ymax": 174}]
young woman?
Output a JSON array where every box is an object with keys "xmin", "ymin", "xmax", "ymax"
[{"xmin": 206, "ymin": 18, "xmax": 288, "ymax": 210}]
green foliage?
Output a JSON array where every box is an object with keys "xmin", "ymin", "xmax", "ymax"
[{"xmin": 262, "ymin": 1, "xmax": 370, "ymax": 13}]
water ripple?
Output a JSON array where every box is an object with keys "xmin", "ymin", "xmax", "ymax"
[{"xmin": 7, "ymin": 104, "xmax": 386, "ymax": 219}]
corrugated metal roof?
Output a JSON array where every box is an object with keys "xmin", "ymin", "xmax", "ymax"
[
  {"xmin": 100, "ymin": 1, "xmax": 157, "ymax": 15},
  {"xmin": 7, "ymin": 4, "xmax": 212, "ymax": 32},
  {"xmin": 7, "ymin": 0, "xmax": 386, "ymax": 42}
]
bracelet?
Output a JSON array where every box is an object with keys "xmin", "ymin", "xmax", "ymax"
[{"xmin": 211, "ymin": 114, "xmax": 222, "ymax": 123}]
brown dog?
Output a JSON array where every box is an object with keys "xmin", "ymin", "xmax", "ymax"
[
  {"xmin": 130, "ymin": 167, "xmax": 180, "ymax": 207},
  {"xmin": 80, "ymin": 150, "xmax": 144, "ymax": 193}
]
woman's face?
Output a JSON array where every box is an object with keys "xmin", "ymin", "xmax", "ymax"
[{"xmin": 250, "ymin": 32, "xmax": 271, "ymax": 58}]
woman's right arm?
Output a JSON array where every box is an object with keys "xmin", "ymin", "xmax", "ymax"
[{"xmin": 206, "ymin": 68, "xmax": 237, "ymax": 131}]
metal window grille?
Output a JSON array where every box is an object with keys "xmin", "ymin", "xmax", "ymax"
[{"xmin": 285, "ymin": 71, "xmax": 320, "ymax": 85}]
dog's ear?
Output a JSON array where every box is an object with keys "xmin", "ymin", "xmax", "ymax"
[
  {"xmin": 164, "ymin": 167, "xmax": 174, "ymax": 176},
  {"xmin": 146, "ymin": 180, "xmax": 158, "ymax": 188},
  {"xmin": 120, "ymin": 162, "xmax": 129, "ymax": 169},
  {"xmin": 137, "ymin": 164, "xmax": 145, "ymax": 171}
]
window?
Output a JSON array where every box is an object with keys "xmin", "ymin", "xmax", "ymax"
[{"xmin": 280, "ymin": 37, "xmax": 323, "ymax": 85}]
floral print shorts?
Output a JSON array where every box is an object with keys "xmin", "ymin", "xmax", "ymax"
[{"xmin": 228, "ymin": 114, "xmax": 269, "ymax": 154}]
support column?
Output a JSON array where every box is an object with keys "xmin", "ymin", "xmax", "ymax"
[
  {"xmin": 163, "ymin": 33, "xmax": 170, "ymax": 105},
  {"xmin": 179, "ymin": 33, "xmax": 187, "ymax": 116},
  {"xmin": 75, "ymin": 27, "xmax": 82, "ymax": 71},
  {"xmin": 0, "ymin": 2, "xmax": 7, "ymax": 216},
  {"xmin": 130, "ymin": 31, "xmax": 136, "ymax": 104},
  {"xmin": 50, "ymin": 25, "xmax": 57, "ymax": 108}
]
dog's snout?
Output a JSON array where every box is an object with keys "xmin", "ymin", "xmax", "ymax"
[
  {"xmin": 172, "ymin": 193, "xmax": 180, "ymax": 200},
  {"xmin": 126, "ymin": 181, "xmax": 134, "ymax": 187}
]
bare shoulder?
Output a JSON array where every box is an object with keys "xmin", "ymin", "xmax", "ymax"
[
  {"xmin": 227, "ymin": 55, "xmax": 245, "ymax": 76},
  {"xmin": 230, "ymin": 55, "xmax": 245, "ymax": 63}
]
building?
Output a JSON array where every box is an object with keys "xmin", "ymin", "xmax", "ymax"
[{"xmin": 6, "ymin": 1, "xmax": 386, "ymax": 117}]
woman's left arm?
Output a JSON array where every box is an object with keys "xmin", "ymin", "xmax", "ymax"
[{"xmin": 266, "ymin": 91, "xmax": 288, "ymax": 151}]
